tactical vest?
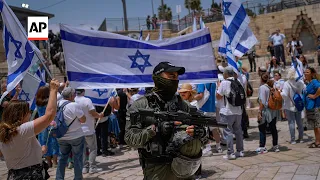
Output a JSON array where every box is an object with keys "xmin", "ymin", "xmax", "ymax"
[{"xmin": 138, "ymin": 93, "xmax": 185, "ymax": 165}]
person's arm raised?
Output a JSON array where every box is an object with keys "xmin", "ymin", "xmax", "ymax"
[{"xmin": 33, "ymin": 79, "xmax": 60, "ymax": 135}]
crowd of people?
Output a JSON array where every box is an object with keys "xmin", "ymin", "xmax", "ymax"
[{"xmin": 1, "ymin": 27, "xmax": 320, "ymax": 179}]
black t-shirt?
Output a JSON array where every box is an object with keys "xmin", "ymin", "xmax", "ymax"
[{"xmin": 117, "ymin": 90, "xmax": 128, "ymax": 113}]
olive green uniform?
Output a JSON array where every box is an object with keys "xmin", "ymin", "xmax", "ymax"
[{"xmin": 125, "ymin": 93, "xmax": 202, "ymax": 180}]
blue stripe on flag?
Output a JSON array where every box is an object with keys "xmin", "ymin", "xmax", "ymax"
[
  {"xmin": 7, "ymin": 41, "xmax": 35, "ymax": 85},
  {"xmin": 235, "ymin": 43, "xmax": 248, "ymax": 54},
  {"xmin": 60, "ymin": 30, "xmax": 212, "ymax": 50},
  {"xmin": 227, "ymin": 56, "xmax": 238, "ymax": 71},
  {"xmin": 67, "ymin": 70, "xmax": 218, "ymax": 83},
  {"xmin": 227, "ymin": 5, "xmax": 247, "ymax": 43},
  {"xmin": 0, "ymin": 1, "xmax": 3, "ymax": 12},
  {"xmin": 85, "ymin": 96, "xmax": 108, "ymax": 105},
  {"xmin": 218, "ymin": 47, "xmax": 226, "ymax": 54}
]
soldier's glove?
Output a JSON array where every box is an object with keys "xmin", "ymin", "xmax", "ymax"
[
  {"xmin": 192, "ymin": 126, "xmax": 206, "ymax": 139},
  {"xmin": 159, "ymin": 121, "xmax": 175, "ymax": 136}
]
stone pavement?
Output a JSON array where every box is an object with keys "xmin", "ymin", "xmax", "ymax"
[{"xmin": 1, "ymin": 120, "xmax": 320, "ymax": 180}]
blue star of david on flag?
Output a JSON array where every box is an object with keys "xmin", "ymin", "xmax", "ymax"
[
  {"xmin": 128, "ymin": 50, "xmax": 152, "ymax": 73},
  {"xmin": 226, "ymin": 41, "xmax": 232, "ymax": 53},
  {"xmin": 223, "ymin": 1, "xmax": 232, "ymax": 16},
  {"xmin": 19, "ymin": 89, "xmax": 30, "ymax": 101},
  {"xmin": 93, "ymin": 89, "xmax": 108, "ymax": 97},
  {"xmin": 6, "ymin": 30, "xmax": 23, "ymax": 60}
]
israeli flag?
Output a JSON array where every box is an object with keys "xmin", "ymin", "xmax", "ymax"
[
  {"xmin": 219, "ymin": 0, "xmax": 257, "ymax": 57},
  {"xmin": 200, "ymin": 16, "xmax": 205, "ymax": 29},
  {"xmin": 192, "ymin": 17, "xmax": 197, "ymax": 32},
  {"xmin": 145, "ymin": 33, "xmax": 150, "ymax": 41},
  {"xmin": 19, "ymin": 73, "xmax": 45, "ymax": 110},
  {"xmin": 291, "ymin": 57, "xmax": 304, "ymax": 81},
  {"xmin": 138, "ymin": 87, "xmax": 146, "ymax": 95},
  {"xmin": 139, "ymin": 30, "xmax": 143, "ymax": 41},
  {"xmin": 85, "ymin": 89, "xmax": 117, "ymax": 106},
  {"xmin": 0, "ymin": 0, "xmax": 41, "ymax": 102},
  {"xmin": 60, "ymin": 24, "xmax": 217, "ymax": 89},
  {"xmin": 158, "ymin": 23, "xmax": 163, "ymax": 40}
]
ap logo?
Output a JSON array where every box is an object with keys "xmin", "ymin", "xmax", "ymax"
[{"xmin": 28, "ymin": 16, "xmax": 48, "ymax": 40}]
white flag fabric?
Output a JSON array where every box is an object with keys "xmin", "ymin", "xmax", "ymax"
[
  {"xmin": 200, "ymin": 17, "xmax": 205, "ymax": 29},
  {"xmin": 84, "ymin": 89, "xmax": 117, "ymax": 106},
  {"xmin": 60, "ymin": 24, "xmax": 217, "ymax": 89},
  {"xmin": 192, "ymin": 17, "xmax": 197, "ymax": 32},
  {"xmin": 19, "ymin": 73, "xmax": 45, "ymax": 110},
  {"xmin": 0, "ymin": 0, "xmax": 41, "ymax": 102},
  {"xmin": 291, "ymin": 57, "xmax": 304, "ymax": 81},
  {"xmin": 219, "ymin": 0, "xmax": 257, "ymax": 58},
  {"xmin": 145, "ymin": 33, "xmax": 150, "ymax": 41},
  {"xmin": 158, "ymin": 23, "xmax": 163, "ymax": 40}
]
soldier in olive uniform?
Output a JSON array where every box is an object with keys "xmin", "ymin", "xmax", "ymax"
[{"xmin": 125, "ymin": 62, "xmax": 207, "ymax": 180}]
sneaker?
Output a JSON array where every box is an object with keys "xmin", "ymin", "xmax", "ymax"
[
  {"xmin": 216, "ymin": 146, "xmax": 223, "ymax": 153},
  {"xmin": 89, "ymin": 167, "xmax": 103, "ymax": 174},
  {"xmin": 82, "ymin": 167, "xmax": 89, "ymax": 174},
  {"xmin": 271, "ymin": 145, "xmax": 280, "ymax": 152},
  {"xmin": 223, "ymin": 153, "xmax": 236, "ymax": 160},
  {"xmin": 298, "ymin": 139, "xmax": 304, "ymax": 143},
  {"xmin": 291, "ymin": 141, "xmax": 297, "ymax": 145},
  {"xmin": 256, "ymin": 147, "xmax": 268, "ymax": 154},
  {"xmin": 67, "ymin": 162, "xmax": 73, "ymax": 169},
  {"xmin": 202, "ymin": 144, "xmax": 212, "ymax": 155},
  {"xmin": 236, "ymin": 151, "xmax": 244, "ymax": 158}
]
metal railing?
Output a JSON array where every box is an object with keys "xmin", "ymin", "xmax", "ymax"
[{"xmin": 102, "ymin": 0, "xmax": 320, "ymax": 32}]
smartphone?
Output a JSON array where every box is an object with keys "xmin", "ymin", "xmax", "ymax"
[{"xmin": 64, "ymin": 76, "xmax": 67, "ymax": 83}]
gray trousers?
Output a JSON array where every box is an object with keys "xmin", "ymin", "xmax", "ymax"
[
  {"xmin": 285, "ymin": 110, "xmax": 303, "ymax": 141},
  {"xmin": 220, "ymin": 114, "xmax": 244, "ymax": 155},
  {"xmin": 83, "ymin": 134, "xmax": 98, "ymax": 168}
]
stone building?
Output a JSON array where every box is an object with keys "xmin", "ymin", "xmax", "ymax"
[
  {"xmin": 133, "ymin": 2, "xmax": 320, "ymax": 56},
  {"xmin": 0, "ymin": 6, "xmax": 54, "ymax": 62}
]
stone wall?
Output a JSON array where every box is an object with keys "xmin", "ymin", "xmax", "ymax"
[{"xmin": 143, "ymin": 3, "xmax": 320, "ymax": 56}]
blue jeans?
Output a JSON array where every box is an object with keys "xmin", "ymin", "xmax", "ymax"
[
  {"xmin": 56, "ymin": 136, "xmax": 85, "ymax": 180},
  {"xmin": 285, "ymin": 110, "xmax": 303, "ymax": 141}
]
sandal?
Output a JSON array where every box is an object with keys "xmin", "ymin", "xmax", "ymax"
[{"xmin": 308, "ymin": 142, "xmax": 320, "ymax": 148}]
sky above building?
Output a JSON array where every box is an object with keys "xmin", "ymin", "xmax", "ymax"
[{"xmin": 8, "ymin": 0, "xmax": 214, "ymax": 27}]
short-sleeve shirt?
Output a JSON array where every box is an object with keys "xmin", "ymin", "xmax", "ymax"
[
  {"xmin": 75, "ymin": 96, "xmax": 96, "ymax": 136},
  {"xmin": 197, "ymin": 83, "xmax": 216, "ymax": 113},
  {"xmin": 269, "ymin": 34, "xmax": 285, "ymax": 46},
  {"xmin": 216, "ymin": 77, "xmax": 242, "ymax": 116},
  {"xmin": 58, "ymin": 99, "xmax": 85, "ymax": 140},
  {"xmin": 0, "ymin": 121, "xmax": 42, "ymax": 170}
]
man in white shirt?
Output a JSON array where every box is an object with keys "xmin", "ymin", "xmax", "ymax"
[
  {"xmin": 286, "ymin": 35, "xmax": 303, "ymax": 59},
  {"xmin": 56, "ymin": 87, "xmax": 86, "ymax": 180},
  {"xmin": 216, "ymin": 66, "xmax": 244, "ymax": 160},
  {"xmin": 269, "ymin": 29, "xmax": 286, "ymax": 66},
  {"xmin": 75, "ymin": 89, "xmax": 104, "ymax": 174}
]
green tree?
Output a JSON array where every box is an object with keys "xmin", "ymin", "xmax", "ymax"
[
  {"xmin": 185, "ymin": 0, "xmax": 191, "ymax": 14},
  {"xmin": 245, "ymin": 8, "xmax": 256, "ymax": 17},
  {"xmin": 158, "ymin": 4, "xmax": 172, "ymax": 21},
  {"xmin": 190, "ymin": 0, "xmax": 202, "ymax": 14}
]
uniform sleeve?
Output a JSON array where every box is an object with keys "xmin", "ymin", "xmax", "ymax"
[
  {"xmin": 19, "ymin": 121, "xmax": 36, "ymax": 139},
  {"xmin": 124, "ymin": 99, "xmax": 156, "ymax": 148},
  {"xmin": 197, "ymin": 84, "xmax": 205, "ymax": 93}
]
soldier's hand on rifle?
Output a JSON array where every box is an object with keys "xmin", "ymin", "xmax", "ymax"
[
  {"xmin": 160, "ymin": 121, "xmax": 182, "ymax": 135},
  {"xmin": 186, "ymin": 125, "xmax": 206, "ymax": 138}
]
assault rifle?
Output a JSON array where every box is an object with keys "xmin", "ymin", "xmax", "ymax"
[{"xmin": 130, "ymin": 106, "xmax": 228, "ymax": 128}]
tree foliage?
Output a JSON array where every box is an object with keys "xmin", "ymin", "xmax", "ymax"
[{"xmin": 158, "ymin": 4, "xmax": 172, "ymax": 21}]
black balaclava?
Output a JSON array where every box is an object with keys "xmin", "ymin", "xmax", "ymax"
[{"xmin": 152, "ymin": 75, "xmax": 179, "ymax": 101}]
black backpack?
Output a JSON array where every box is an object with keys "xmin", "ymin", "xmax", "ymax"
[{"xmin": 226, "ymin": 79, "xmax": 246, "ymax": 106}]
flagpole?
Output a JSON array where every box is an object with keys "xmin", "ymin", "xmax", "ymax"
[
  {"xmin": 5, "ymin": 4, "xmax": 53, "ymax": 80},
  {"xmin": 95, "ymin": 97, "xmax": 112, "ymax": 129}
]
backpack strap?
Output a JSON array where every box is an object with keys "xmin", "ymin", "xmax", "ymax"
[
  {"xmin": 58, "ymin": 101, "xmax": 76, "ymax": 127},
  {"xmin": 67, "ymin": 117, "xmax": 77, "ymax": 128}
]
